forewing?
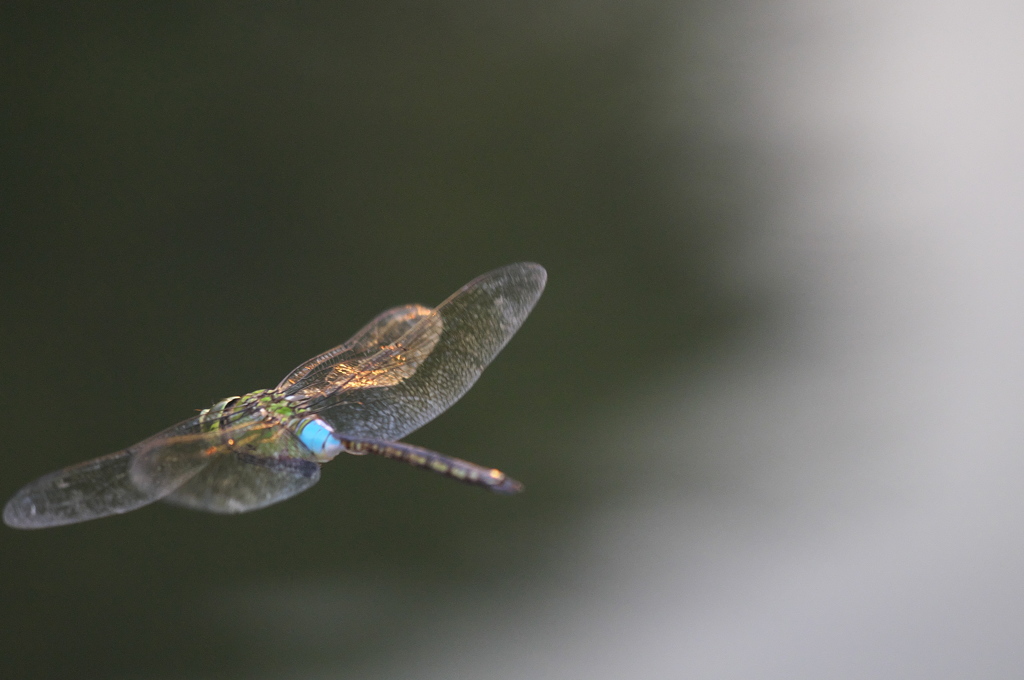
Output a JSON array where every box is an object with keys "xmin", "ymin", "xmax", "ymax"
[
  {"xmin": 3, "ymin": 450, "xmax": 155, "ymax": 529},
  {"xmin": 3, "ymin": 416, "xmax": 205, "ymax": 529},
  {"xmin": 278, "ymin": 304, "xmax": 436, "ymax": 396},
  {"xmin": 160, "ymin": 425, "xmax": 320, "ymax": 514},
  {"xmin": 308, "ymin": 262, "xmax": 546, "ymax": 440}
]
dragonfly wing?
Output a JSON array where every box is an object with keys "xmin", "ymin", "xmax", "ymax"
[
  {"xmin": 277, "ymin": 304, "xmax": 435, "ymax": 395},
  {"xmin": 3, "ymin": 416, "xmax": 206, "ymax": 529},
  {"xmin": 304, "ymin": 262, "xmax": 546, "ymax": 440},
  {"xmin": 158, "ymin": 424, "xmax": 320, "ymax": 514},
  {"xmin": 160, "ymin": 453, "xmax": 320, "ymax": 514},
  {"xmin": 127, "ymin": 428, "xmax": 233, "ymax": 499},
  {"xmin": 4, "ymin": 450, "xmax": 157, "ymax": 529}
]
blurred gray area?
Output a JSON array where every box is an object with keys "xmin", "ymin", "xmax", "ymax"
[{"xmin": 3, "ymin": 1, "xmax": 1024, "ymax": 679}]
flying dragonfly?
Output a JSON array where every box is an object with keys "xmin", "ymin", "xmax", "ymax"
[{"xmin": 4, "ymin": 263, "xmax": 546, "ymax": 529}]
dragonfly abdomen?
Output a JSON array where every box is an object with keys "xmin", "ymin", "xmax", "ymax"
[{"xmin": 336, "ymin": 438, "xmax": 523, "ymax": 494}]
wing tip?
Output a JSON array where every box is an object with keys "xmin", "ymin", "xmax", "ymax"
[
  {"xmin": 485, "ymin": 262, "xmax": 547, "ymax": 307},
  {"xmin": 3, "ymin": 491, "xmax": 49, "ymax": 530},
  {"xmin": 505, "ymin": 261, "xmax": 547, "ymax": 288}
]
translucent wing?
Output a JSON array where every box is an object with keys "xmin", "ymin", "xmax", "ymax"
[
  {"xmin": 3, "ymin": 450, "xmax": 158, "ymax": 529},
  {"xmin": 130, "ymin": 420, "xmax": 320, "ymax": 514},
  {"xmin": 3, "ymin": 418, "xmax": 320, "ymax": 528},
  {"xmin": 3, "ymin": 416, "xmax": 205, "ymax": 529},
  {"xmin": 158, "ymin": 438, "xmax": 319, "ymax": 514},
  {"xmin": 278, "ymin": 304, "xmax": 438, "ymax": 396},
  {"xmin": 289, "ymin": 262, "xmax": 546, "ymax": 441}
]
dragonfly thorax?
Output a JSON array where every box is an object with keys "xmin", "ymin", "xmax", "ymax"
[
  {"xmin": 198, "ymin": 390, "xmax": 294, "ymax": 429},
  {"xmin": 198, "ymin": 391, "xmax": 343, "ymax": 463}
]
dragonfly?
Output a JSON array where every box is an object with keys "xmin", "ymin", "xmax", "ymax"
[{"xmin": 4, "ymin": 263, "xmax": 546, "ymax": 529}]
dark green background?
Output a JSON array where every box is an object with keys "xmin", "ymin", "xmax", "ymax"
[{"xmin": 0, "ymin": 3, "xmax": 767, "ymax": 678}]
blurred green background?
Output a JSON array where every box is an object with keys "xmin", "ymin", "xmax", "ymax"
[{"xmin": 0, "ymin": 3, "xmax": 764, "ymax": 678}]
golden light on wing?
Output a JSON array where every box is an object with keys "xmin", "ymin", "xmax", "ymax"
[
  {"xmin": 291, "ymin": 310, "xmax": 443, "ymax": 398},
  {"xmin": 351, "ymin": 305, "xmax": 436, "ymax": 352},
  {"xmin": 309, "ymin": 263, "xmax": 546, "ymax": 442}
]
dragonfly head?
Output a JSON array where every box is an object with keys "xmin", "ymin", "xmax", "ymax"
[{"xmin": 295, "ymin": 417, "xmax": 344, "ymax": 462}]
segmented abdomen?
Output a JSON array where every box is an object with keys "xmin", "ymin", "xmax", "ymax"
[{"xmin": 337, "ymin": 438, "xmax": 523, "ymax": 493}]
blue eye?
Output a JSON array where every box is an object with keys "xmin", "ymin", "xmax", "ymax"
[{"xmin": 297, "ymin": 419, "xmax": 338, "ymax": 454}]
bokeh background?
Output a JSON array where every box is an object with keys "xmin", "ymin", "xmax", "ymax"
[{"xmin": 3, "ymin": 1, "xmax": 1024, "ymax": 678}]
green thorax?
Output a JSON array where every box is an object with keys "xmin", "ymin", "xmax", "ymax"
[{"xmin": 197, "ymin": 389, "xmax": 322, "ymax": 462}]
